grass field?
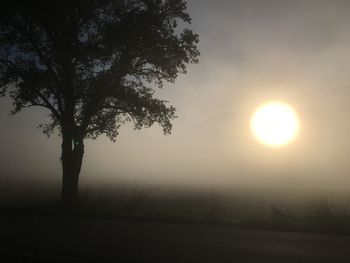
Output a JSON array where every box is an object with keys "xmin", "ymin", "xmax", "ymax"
[{"xmin": 2, "ymin": 182, "xmax": 350, "ymax": 236}]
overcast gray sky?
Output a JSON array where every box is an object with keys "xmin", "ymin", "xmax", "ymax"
[{"xmin": 2, "ymin": 0, "xmax": 350, "ymax": 191}]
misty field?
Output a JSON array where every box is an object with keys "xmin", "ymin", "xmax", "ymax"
[
  {"xmin": 2, "ymin": 182, "xmax": 350, "ymax": 262},
  {"xmin": 2, "ymin": 181, "xmax": 350, "ymax": 235}
]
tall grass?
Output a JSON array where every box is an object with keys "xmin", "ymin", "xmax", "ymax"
[{"xmin": 1, "ymin": 182, "xmax": 350, "ymax": 234}]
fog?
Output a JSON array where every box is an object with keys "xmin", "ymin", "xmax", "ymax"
[{"xmin": 2, "ymin": 0, "xmax": 350, "ymax": 194}]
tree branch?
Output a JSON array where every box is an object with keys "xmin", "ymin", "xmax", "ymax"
[
  {"xmin": 0, "ymin": 58, "xmax": 62, "ymax": 121},
  {"xmin": 30, "ymin": 87, "xmax": 62, "ymax": 121}
]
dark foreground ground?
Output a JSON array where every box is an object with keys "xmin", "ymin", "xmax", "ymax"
[{"xmin": 1, "ymin": 215, "xmax": 350, "ymax": 262}]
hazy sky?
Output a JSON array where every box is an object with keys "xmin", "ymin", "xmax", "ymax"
[{"xmin": 2, "ymin": 0, "xmax": 350, "ymax": 191}]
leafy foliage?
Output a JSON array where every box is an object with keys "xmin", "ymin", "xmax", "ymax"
[{"xmin": 0, "ymin": 0, "xmax": 199, "ymax": 140}]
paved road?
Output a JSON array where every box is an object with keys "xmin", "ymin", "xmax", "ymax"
[{"xmin": 1, "ymin": 215, "xmax": 350, "ymax": 262}]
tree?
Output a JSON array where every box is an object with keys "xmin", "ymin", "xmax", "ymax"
[{"xmin": 0, "ymin": 0, "xmax": 199, "ymax": 204}]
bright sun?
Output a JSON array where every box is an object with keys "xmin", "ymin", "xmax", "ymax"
[{"xmin": 250, "ymin": 101, "xmax": 300, "ymax": 147}]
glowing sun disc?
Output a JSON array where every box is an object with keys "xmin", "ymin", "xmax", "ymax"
[{"xmin": 250, "ymin": 101, "xmax": 300, "ymax": 147}]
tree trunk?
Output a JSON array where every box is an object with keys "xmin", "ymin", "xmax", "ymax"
[{"xmin": 61, "ymin": 131, "xmax": 84, "ymax": 206}]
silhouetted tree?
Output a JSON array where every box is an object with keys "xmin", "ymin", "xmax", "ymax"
[{"xmin": 0, "ymin": 0, "xmax": 199, "ymax": 204}]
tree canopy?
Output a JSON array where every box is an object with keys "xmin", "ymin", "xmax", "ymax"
[{"xmin": 0, "ymin": 0, "xmax": 199, "ymax": 141}]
